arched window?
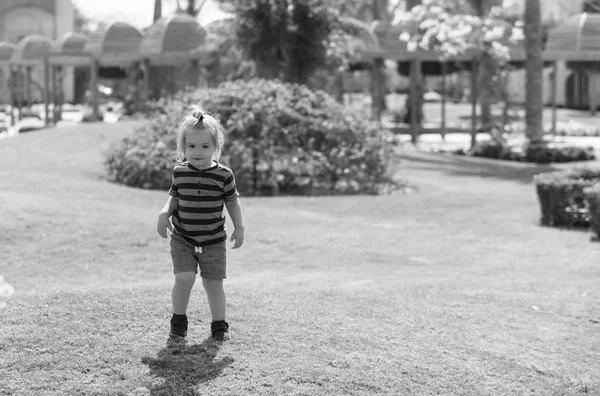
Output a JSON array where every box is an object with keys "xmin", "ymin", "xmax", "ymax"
[{"xmin": 2, "ymin": 7, "xmax": 54, "ymax": 43}]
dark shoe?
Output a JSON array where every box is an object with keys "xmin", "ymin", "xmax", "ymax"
[
  {"xmin": 170, "ymin": 314, "xmax": 188, "ymax": 338},
  {"xmin": 211, "ymin": 320, "xmax": 230, "ymax": 341}
]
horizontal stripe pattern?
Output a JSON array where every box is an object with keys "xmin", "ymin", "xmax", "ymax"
[{"xmin": 168, "ymin": 162, "xmax": 239, "ymax": 247}]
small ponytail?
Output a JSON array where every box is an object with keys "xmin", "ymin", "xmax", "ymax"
[{"xmin": 191, "ymin": 107, "xmax": 204, "ymax": 122}]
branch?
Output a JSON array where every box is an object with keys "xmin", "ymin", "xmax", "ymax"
[{"xmin": 195, "ymin": 0, "xmax": 209, "ymax": 14}]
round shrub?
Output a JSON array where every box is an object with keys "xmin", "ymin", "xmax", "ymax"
[
  {"xmin": 104, "ymin": 79, "xmax": 397, "ymax": 195},
  {"xmin": 534, "ymin": 167, "xmax": 600, "ymax": 228},
  {"xmin": 584, "ymin": 183, "xmax": 600, "ymax": 239}
]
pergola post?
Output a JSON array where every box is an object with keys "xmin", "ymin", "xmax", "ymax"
[
  {"xmin": 470, "ymin": 56, "xmax": 479, "ymax": 149},
  {"xmin": 142, "ymin": 58, "xmax": 150, "ymax": 113},
  {"xmin": 551, "ymin": 61, "xmax": 557, "ymax": 135},
  {"xmin": 51, "ymin": 65, "xmax": 58, "ymax": 124},
  {"xmin": 43, "ymin": 57, "xmax": 50, "ymax": 126},
  {"xmin": 25, "ymin": 66, "xmax": 32, "ymax": 107},
  {"xmin": 589, "ymin": 70, "xmax": 598, "ymax": 116},
  {"xmin": 90, "ymin": 58, "xmax": 99, "ymax": 121},
  {"xmin": 57, "ymin": 65, "xmax": 63, "ymax": 121},
  {"xmin": 440, "ymin": 61, "xmax": 447, "ymax": 141},
  {"xmin": 9, "ymin": 66, "xmax": 16, "ymax": 126},
  {"xmin": 409, "ymin": 58, "xmax": 421, "ymax": 145},
  {"xmin": 16, "ymin": 66, "xmax": 23, "ymax": 120}
]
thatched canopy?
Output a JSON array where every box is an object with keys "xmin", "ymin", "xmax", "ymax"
[
  {"xmin": 55, "ymin": 32, "xmax": 87, "ymax": 54},
  {"xmin": 49, "ymin": 32, "xmax": 91, "ymax": 66},
  {"xmin": 0, "ymin": 41, "xmax": 16, "ymax": 64},
  {"xmin": 140, "ymin": 14, "xmax": 208, "ymax": 65},
  {"xmin": 85, "ymin": 21, "xmax": 143, "ymax": 66},
  {"xmin": 545, "ymin": 13, "xmax": 600, "ymax": 61},
  {"xmin": 10, "ymin": 34, "xmax": 53, "ymax": 65}
]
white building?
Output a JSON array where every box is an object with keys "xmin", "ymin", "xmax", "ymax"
[
  {"xmin": 0, "ymin": 0, "xmax": 75, "ymax": 102},
  {"xmin": 507, "ymin": 0, "xmax": 596, "ymax": 109}
]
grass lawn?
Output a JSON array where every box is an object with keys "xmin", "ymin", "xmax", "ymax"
[{"xmin": 1, "ymin": 122, "xmax": 599, "ymax": 396}]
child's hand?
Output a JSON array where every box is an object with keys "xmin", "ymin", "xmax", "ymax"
[
  {"xmin": 157, "ymin": 213, "xmax": 172, "ymax": 238},
  {"xmin": 230, "ymin": 227, "xmax": 244, "ymax": 249}
]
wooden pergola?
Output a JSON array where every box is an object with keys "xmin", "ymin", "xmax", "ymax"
[
  {"xmin": 9, "ymin": 35, "xmax": 53, "ymax": 124},
  {"xmin": 544, "ymin": 12, "xmax": 600, "ymax": 130},
  {"xmin": 45, "ymin": 31, "xmax": 99, "ymax": 125},
  {"xmin": 360, "ymin": 20, "xmax": 527, "ymax": 145},
  {"xmin": 139, "ymin": 14, "xmax": 208, "ymax": 101}
]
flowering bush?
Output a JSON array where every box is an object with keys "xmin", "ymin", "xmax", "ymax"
[
  {"xmin": 397, "ymin": 0, "xmax": 523, "ymax": 63},
  {"xmin": 105, "ymin": 79, "xmax": 399, "ymax": 196}
]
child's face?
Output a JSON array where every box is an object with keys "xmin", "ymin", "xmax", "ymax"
[{"xmin": 184, "ymin": 128, "xmax": 217, "ymax": 169}]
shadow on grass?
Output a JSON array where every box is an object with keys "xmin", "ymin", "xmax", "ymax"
[
  {"xmin": 398, "ymin": 150, "xmax": 565, "ymax": 184},
  {"xmin": 141, "ymin": 336, "xmax": 234, "ymax": 395}
]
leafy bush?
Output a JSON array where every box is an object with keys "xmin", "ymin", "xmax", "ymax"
[
  {"xmin": 104, "ymin": 79, "xmax": 397, "ymax": 195},
  {"xmin": 584, "ymin": 183, "xmax": 600, "ymax": 239},
  {"xmin": 467, "ymin": 140, "xmax": 595, "ymax": 163},
  {"xmin": 524, "ymin": 143, "xmax": 595, "ymax": 163},
  {"xmin": 104, "ymin": 106, "xmax": 183, "ymax": 189},
  {"xmin": 534, "ymin": 167, "xmax": 600, "ymax": 228},
  {"xmin": 468, "ymin": 140, "xmax": 523, "ymax": 161}
]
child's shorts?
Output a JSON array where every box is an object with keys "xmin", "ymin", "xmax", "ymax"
[{"xmin": 170, "ymin": 232, "xmax": 227, "ymax": 280}]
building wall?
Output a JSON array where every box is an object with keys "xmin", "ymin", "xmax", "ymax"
[{"xmin": 0, "ymin": 0, "xmax": 75, "ymax": 102}]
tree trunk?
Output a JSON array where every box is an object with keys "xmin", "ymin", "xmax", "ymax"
[
  {"xmin": 369, "ymin": 0, "xmax": 390, "ymax": 120},
  {"xmin": 403, "ymin": 0, "xmax": 423, "ymax": 128},
  {"xmin": 153, "ymin": 0, "xmax": 162, "ymax": 22},
  {"xmin": 524, "ymin": 0, "xmax": 544, "ymax": 144},
  {"xmin": 474, "ymin": 1, "xmax": 495, "ymax": 135},
  {"xmin": 478, "ymin": 51, "xmax": 496, "ymax": 133}
]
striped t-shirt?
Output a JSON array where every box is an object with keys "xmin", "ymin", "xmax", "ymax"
[{"xmin": 168, "ymin": 161, "xmax": 239, "ymax": 247}]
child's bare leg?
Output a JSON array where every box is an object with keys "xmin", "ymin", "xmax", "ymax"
[
  {"xmin": 172, "ymin": 272, "xmax": 196, "ymax": 314},
  {"xmin": 202, "ymin": 278, "xmax": 226, "ymax": 321}
]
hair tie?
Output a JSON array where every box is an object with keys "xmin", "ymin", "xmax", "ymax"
[{"xmin": 192, "ymin": 109, "xmax": 204, "ymax": 122}]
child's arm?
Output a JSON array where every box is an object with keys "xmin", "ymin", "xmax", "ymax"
[
  {"xmin": 157, "ymin": 196, "xmax": 178, "ymax": 238},
  {"xmin": 225, "ymin": 199, "xmax": 244, "ymax": 249}
]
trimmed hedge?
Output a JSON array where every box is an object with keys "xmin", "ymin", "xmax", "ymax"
[
  {"xmin": 534, "ymin": 167, "xmax": 600, "ymax": 228},
  {"xmin": 104, "ymin": 79, "xmax": 398, "ymax": 195},
  {"xmin": 466, "ymin": 140, "xmax": 596, "ymax": 163},
  {"xmin": 584, "ymin": 183, "xmax": 600, "ymax": 238}
]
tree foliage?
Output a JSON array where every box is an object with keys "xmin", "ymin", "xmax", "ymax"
[
  {"xmin": 397, "ymin": 0, "xmax": 524, "ymax": 64},
  {"xmin": 215, "ymin": 0, "xmax": 338, "ymax": 85}
]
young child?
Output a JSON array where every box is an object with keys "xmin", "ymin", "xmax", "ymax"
[{"xmin": 157, "ymin": 105, "xmax": 244, "ymax": 342}]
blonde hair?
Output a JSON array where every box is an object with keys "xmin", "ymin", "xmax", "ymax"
[{"xmin": 176, "ymin": 105, "xmax": 225, "ymax": 163}]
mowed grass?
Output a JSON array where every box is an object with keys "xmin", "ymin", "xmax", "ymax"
[{"xmin": 1, "ymin": 122, "xmax": 599, "ymax": 396}]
